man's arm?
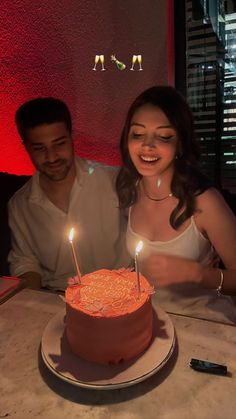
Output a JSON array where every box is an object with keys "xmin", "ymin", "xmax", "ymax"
[
  {"xmin": 19, "ymin": 272, "xmax": 42, "ymax": 290},
  {"xmin": 8, "ymin": 195, "xmax": 43, "ymax": 285}
]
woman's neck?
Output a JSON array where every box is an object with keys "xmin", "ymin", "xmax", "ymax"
[{"xmin": 141, "ymin": 173, "xmax": 173, "ymax": 198}]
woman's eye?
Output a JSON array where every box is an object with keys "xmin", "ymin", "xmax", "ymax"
[
  {"xmin": 132, "ymin": 133, "xmax": 144, "ymax": 139},
  {"xmin": 158, "ymin": 135, "xmax": 174, "ymax": 142}
]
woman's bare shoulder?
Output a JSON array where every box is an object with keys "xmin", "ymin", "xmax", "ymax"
[
  {"xmin": 196, "ymin": 187, "xmax": 231, "ymax": 212},
  {"xmin": 196, "ymin": 188, "xmax": 234, "ymax": 218}
]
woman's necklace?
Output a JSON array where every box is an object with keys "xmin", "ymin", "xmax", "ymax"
[{"xmin": 142, "ymin": 183, "xmax": 173, "ymax": 202}]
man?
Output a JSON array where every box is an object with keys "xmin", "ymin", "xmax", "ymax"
[{"xmin": 8, "ymin": 97, "xmax": 131, "ymax": 291}]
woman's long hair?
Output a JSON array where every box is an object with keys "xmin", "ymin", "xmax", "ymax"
[{"xmin": 116, "ymin": 86, "xmax": 212, "ymax": 229}]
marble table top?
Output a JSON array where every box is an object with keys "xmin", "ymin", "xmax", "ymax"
[
  {"xmin": 0, "ymin": 289, "xmax": 235, "ymax": 419},
  {"xmin": 153, "ymin": 283, "xmax": 236, "ymax": 325}
]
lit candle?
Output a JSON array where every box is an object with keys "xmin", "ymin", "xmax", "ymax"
[
  {"xmin": 68, "ymin": 228, "xmax": 81, "ymax": 283},
  {"xmin": 135, "ymin": 240, "xmax": 143, "ymax": 296}
]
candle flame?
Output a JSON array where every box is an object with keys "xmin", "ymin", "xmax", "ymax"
[
  {"xmin": 68, "ymin": 228, "xmax": 74, "ymax": 242},
  {"xmin": 135, "ymin": 240, "xmax": 143, "ymax": 255}
]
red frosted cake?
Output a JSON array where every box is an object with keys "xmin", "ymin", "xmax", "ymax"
[{"xmin": 65, "ymin": 269, "xmax": 154, "ymax": 365}]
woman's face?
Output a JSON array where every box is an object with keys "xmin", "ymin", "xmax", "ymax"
[{"xmin": 127, "ymin": 104, "xmax": 178, "ymax": 179}]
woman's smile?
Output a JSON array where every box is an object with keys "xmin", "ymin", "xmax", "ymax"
[
  {"xmin": 128, "ymin": 104, "xmax": 178, "ymax": 177},
  {"xmin": 140, "ymin": 155, "xmax": 160, "ymax": 163}
]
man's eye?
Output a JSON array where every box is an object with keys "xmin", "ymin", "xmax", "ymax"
[
  {"xmin": 56, "ymin": 140, "xmax": 66, "ymax": 146},
  {"xmin": 32, "ymin": 146, "xmax": 45, "ymax": 152}
]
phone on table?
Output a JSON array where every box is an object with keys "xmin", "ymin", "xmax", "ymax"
[{"xmin": 190, "ymin": 358, "xmax": 227, "ymax": 376}]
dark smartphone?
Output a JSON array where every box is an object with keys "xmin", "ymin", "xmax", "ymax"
[{"xmin": 190, "ymin": 358, "xmax": 227, "ymax": 376}]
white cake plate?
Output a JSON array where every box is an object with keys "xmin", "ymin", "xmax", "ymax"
[{"xmin": 41, "ymin": 304, "xmax": 175, "ymax": 390}]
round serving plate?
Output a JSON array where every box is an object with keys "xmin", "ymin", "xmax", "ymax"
[{"xmin": 41, "ymin": 304, "xmax": 175, "ymax": 390}]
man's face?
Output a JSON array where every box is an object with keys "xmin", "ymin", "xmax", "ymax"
[{"xmin": 25, "ymin": 122, "xmax": 74, "ymax": 181}]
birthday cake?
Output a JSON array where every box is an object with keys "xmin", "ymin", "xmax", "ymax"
[{"xmin": 65, "ymin": 269, "xmax": 154, "ymax": 365}]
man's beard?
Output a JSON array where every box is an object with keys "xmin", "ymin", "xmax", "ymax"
[{"xmin": 40, "ymin": 159, "xmax": 72, "ymax": 181}]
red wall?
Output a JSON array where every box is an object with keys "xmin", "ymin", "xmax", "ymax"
[{"xmin": 0, "ymin": 0, "xmax": 173, "ymax": 175}]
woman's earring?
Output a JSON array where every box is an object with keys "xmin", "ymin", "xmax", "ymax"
[{"xmin": 157, "ymin": 178, "xmax": 161, "ymax": 188}]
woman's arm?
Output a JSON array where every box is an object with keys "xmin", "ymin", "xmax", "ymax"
[
  {"xmin": 141, "ymin": 188, "xmax": 236, "ymax": 295},
  {"xmin": 142, "ymin": 254, "xmax": 236, "ymax": 295},
  {"xmin": 195, "ymin": 188, "xmax": 236, "ymax": 294}
]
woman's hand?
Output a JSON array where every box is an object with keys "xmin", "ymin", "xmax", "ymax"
[{"xmin": 141, "ymin": 254, "xmax": 201, "ymax": 288}]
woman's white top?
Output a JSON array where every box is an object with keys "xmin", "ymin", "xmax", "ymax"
[
  {"xmin": 127, "ymin": 208, "xmax": 216, "ymax": 265},
  {"xmin": 127, "ymin": 207, "xmax": 236, "ymax": 325}
]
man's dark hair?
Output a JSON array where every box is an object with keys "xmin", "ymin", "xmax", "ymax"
[{"xmin": 15, "ymin": 97, "xmax": 72, "ymax": 143}]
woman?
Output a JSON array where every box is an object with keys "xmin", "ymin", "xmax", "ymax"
[{"xmin": 116, "ymin": 86, "xmax": 236, "ymax": 295}]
